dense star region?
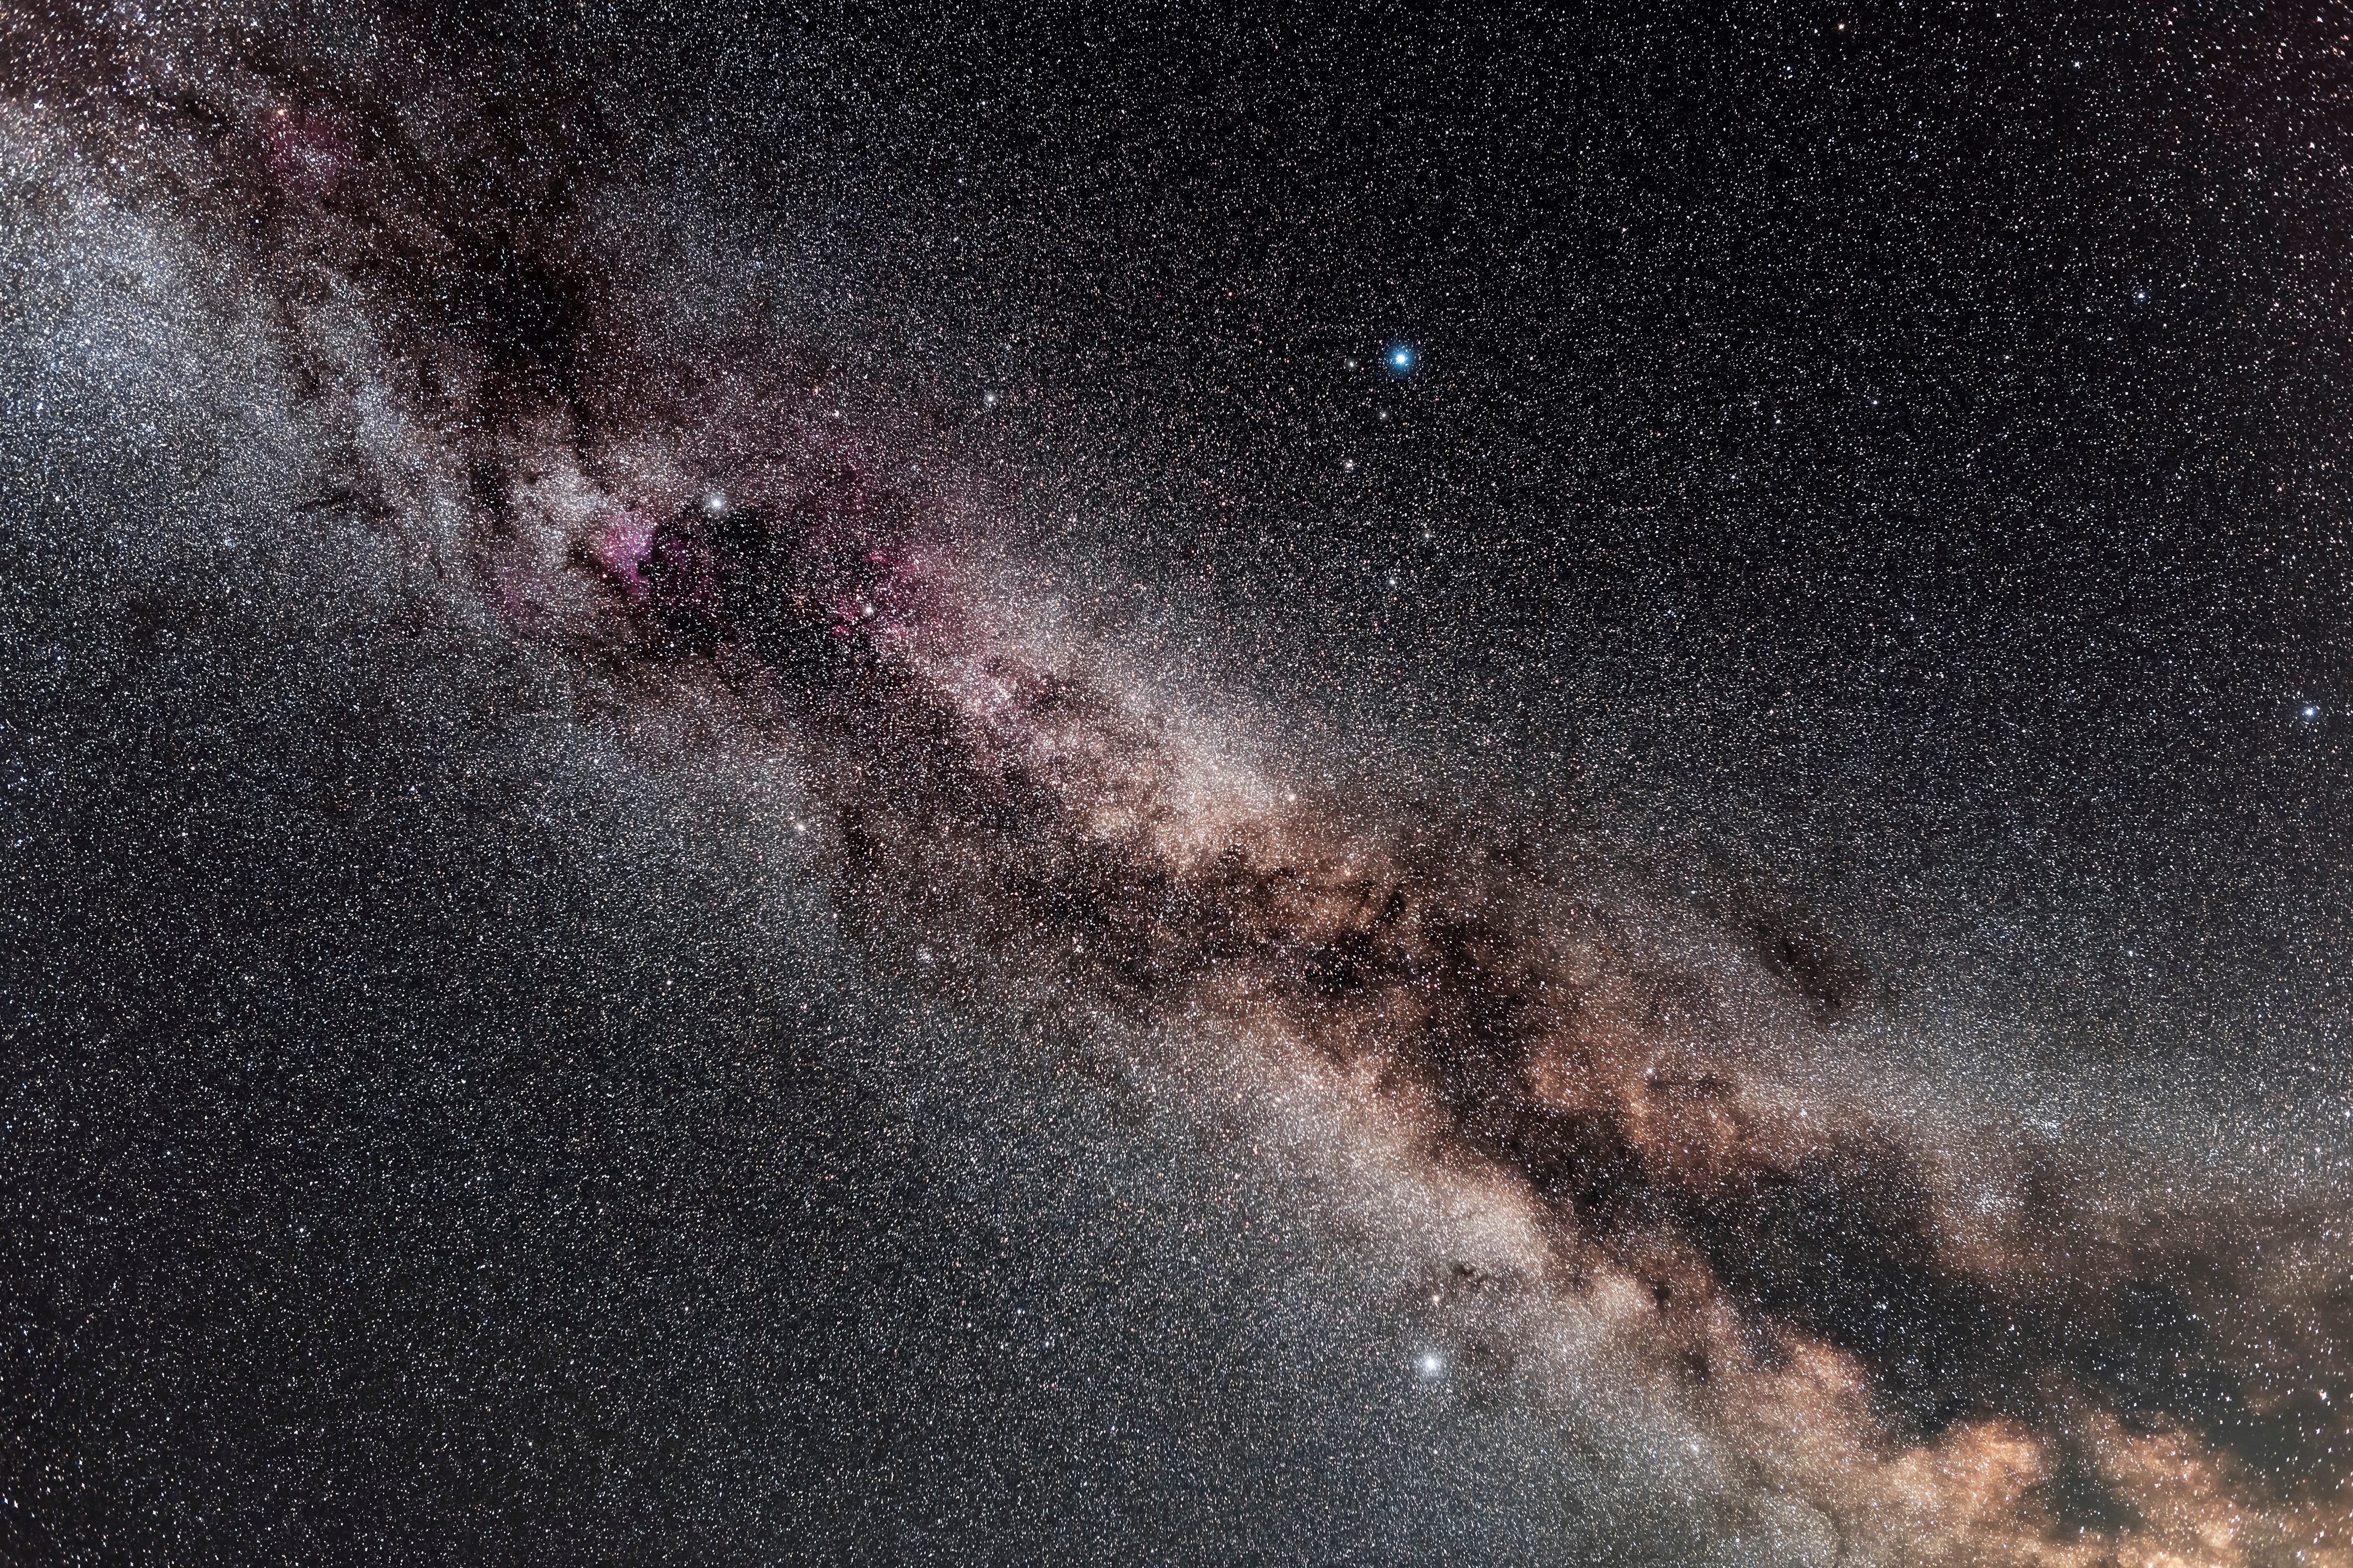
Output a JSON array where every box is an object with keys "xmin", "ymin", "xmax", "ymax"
[{"xmin": 5, "ymin": 4, "xmax": 2351, "ymax": 1566}]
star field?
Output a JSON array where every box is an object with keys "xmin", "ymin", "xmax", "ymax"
[{"xmin": 3, "ymin": 3, "xmax": 2350, "ymax": 1565}]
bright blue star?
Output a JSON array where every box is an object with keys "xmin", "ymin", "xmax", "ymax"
[{"xmin": 1385, "ymin": 342, "xmax": 1418, "ymax": 375}]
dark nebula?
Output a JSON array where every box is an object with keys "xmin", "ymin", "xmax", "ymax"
[{"xmin": 5, "ymin": 4, "xmax": 2350, "ymax": 1565}]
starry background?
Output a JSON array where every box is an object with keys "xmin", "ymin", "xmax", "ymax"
[{"xmin": 3, "ymin": 3, "xmax": 2350, "ymax": 1564}]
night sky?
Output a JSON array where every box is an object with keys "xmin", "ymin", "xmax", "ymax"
[{"xmin": 5, "ymin": 4, "xmax": 2351, "ymax": 1564}]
